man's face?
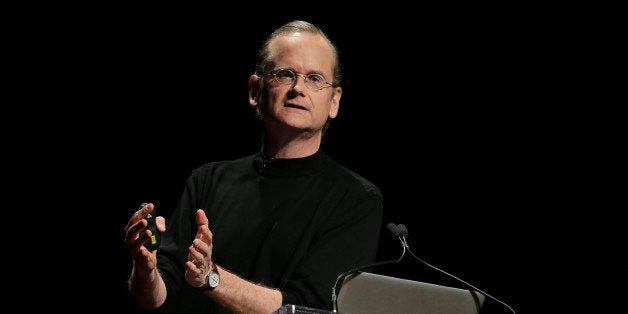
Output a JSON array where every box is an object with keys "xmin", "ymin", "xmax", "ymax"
[{"xmin": 259, "ymin": 32, "xmax": 341, "ymax": 138}]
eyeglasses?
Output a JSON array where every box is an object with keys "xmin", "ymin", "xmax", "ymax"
[{"xmin": 265, "ymin": 68, "xmax": 333, "ymax": 91}]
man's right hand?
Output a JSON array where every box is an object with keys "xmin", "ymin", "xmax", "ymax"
[{"xmin": 124, "ymin": 203, "xmax": 167, "ymax": 272}]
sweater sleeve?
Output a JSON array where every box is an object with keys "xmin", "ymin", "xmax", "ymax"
[{"xmin": 153, "ymin": 169, "xmax": 206, "ymax": 312}]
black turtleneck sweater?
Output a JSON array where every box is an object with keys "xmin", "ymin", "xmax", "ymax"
[{"xmin": 154, "ymin": 150, "xmax": 383, "ymax": 313}]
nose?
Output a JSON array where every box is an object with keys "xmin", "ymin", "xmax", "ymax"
[{"xmin": 292, "ymin": 74, "xmax": 307, "ymax": 93}]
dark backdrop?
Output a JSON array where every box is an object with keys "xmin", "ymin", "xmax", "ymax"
[{"xmin": 44, "ymin": 4, "xmax": 625, "ymax": 313}]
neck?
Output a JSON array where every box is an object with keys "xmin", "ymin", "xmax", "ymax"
[{"xmin": 261, "ymin": 132, "xmax": 322, "ymax": 159}]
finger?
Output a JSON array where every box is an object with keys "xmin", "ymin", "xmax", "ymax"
[
  {"xmin": 194, "ymin": 220, "xmax": 208, "ymax": 241},
  {"xmin": 185, "ymin": 260, "xmax": 200, "ymax": 272},
  {"xmin": 125, "ymin": 203, "xmax": 154, "ymax": 231},
  {"xmin": 192, "ymin": 237, "xmax": 209, "ymax": 253},
  {"xmin": 156, "ymin": 216, "xmax": 167, "ymax": 232},
  {"xmin": 188, "ymin": 244, "xmax": 205, "ymax": 262},
  {"xmin": 188, "ymin": 246, "xmax": 207, "ymax": 271},
  {"xmin": 192, "ymin": 230, "xmax": 213, "ymax": 266},
  {"xmin": 195, "ymin": 225, "xmax": 214, "ymax": 247},
  {"xmin": 126, "ymin": 227, "xmax": 151, "ymax": 250},
  {"xmin": 124, "ymin": 219, "xmax": 148, "ymax": 247},
  {"xmin": 196, "ymin": 209, "xmax": 209, "ymax": 226},
  {"xmin": 184, "ymin": 260, "xmax": 204, "ymax": 282},
  {"xmin": 198, "ymin": 225, "xmax": 213, "ymax": 245},
  {"xmin": 195, "ymin": 211, "xmax": 212, "ymax": 242}
]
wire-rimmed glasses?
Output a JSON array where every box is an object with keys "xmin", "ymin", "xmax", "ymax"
[{"xmin": 265, "ymin": 68, "xmax": 332, "ymax": 91}]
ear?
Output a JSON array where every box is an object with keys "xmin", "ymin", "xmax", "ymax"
[
  {"xmin": 248, "ymin": 74, "xmax": 261, "ymax": 109},
  {"xmin": 328, "ymin": 86, "xmax": 342, "ymax": 119}
]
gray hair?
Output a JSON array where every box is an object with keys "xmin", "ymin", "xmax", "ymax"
[{"xmin": 255, "ymin": 20, "xmax": 342, "ymax": 87}]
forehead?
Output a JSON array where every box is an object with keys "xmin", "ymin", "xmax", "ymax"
[{"xmin": 267, "ymin": 32, "xmax": 335, "ymax": 73}]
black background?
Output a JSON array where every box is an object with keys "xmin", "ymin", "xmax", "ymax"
[{"xmin": 35, "ymin": 3, "xmax": 625, "ymax": 313}]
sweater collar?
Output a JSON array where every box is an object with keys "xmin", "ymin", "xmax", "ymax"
[{"xmin": 253, "ymin": 149, "xmax": 328, "ymax": 177}]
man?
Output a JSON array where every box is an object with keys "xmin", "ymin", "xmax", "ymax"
[{"xmin": 124, "ymin": 20, "xmax": 383, "ymax": 313}]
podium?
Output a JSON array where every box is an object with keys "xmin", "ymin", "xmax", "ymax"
[
  {"xmin": 273, "ymin": 304, "xmax": 334, "ymax": 314},
  {"xmin": 337, "ymin": 272, "xmax": 484, "ymax": 314},
  {"xmin": 273, "ymin": 272, "xmax": 485, "ymax": 314}
]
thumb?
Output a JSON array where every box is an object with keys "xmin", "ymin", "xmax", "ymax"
[
  {"xmin": 156, "ymin": 216, "xmax": 167, "ymax": 233},
  {"xmin": 196, "ymin": 209, "xmax": 209, "ymax": 226}
]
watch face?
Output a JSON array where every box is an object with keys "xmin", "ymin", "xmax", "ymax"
[{"xmin": 208, "ymin": 271, "xmax": 220, "ymax": 288}]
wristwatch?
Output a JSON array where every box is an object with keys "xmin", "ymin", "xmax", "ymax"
[{"xmin": 199, "ymin": 267, "xmax": 220, "ymax": 291}]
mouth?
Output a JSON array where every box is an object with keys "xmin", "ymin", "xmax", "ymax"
[{"xmin": 285, "ymin": 103, "xmax": 307, "ymax": 110}]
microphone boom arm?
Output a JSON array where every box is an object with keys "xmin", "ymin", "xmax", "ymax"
[{"xmin": 331, "ymin": 231, "xmax": 407, "ymax": 313}]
